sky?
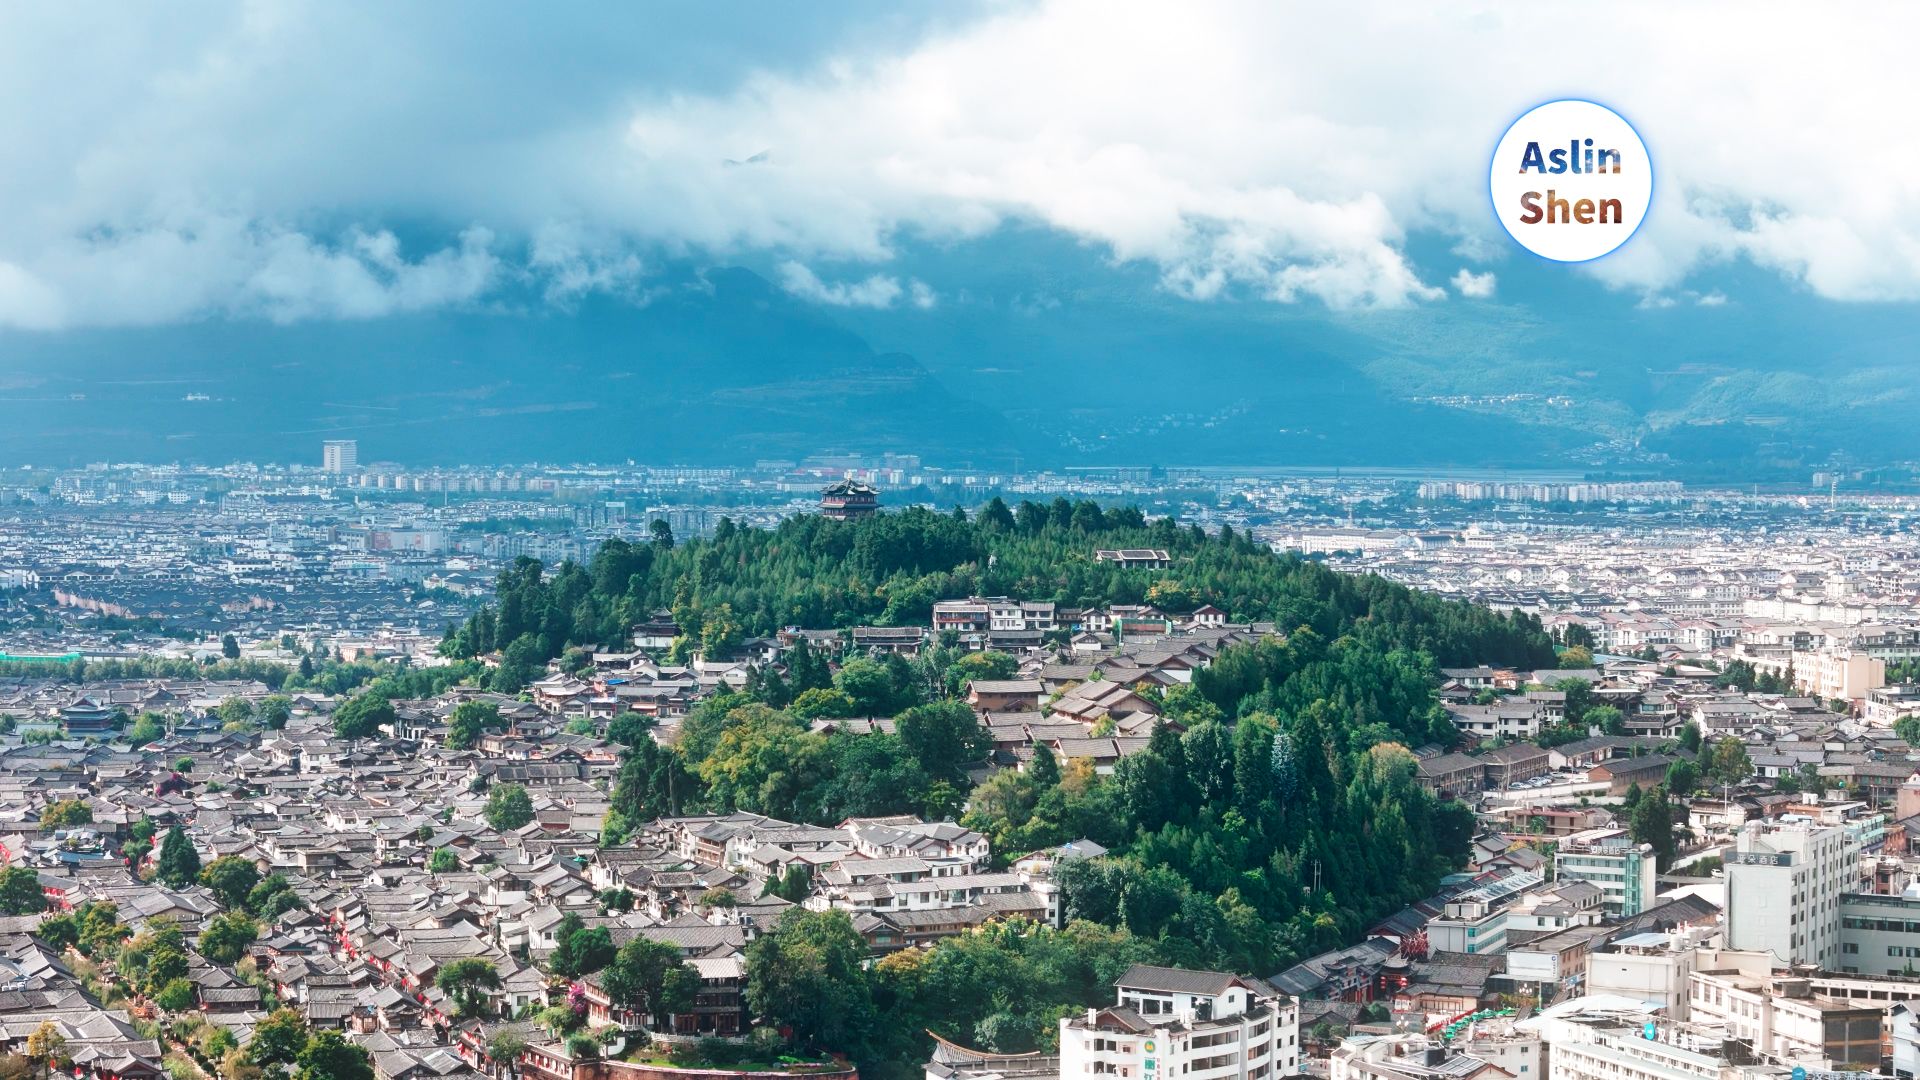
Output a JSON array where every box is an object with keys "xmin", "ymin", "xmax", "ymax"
[{"xmin": 3, "ymin": 2, "xmax": 1920, "ymax": 332}]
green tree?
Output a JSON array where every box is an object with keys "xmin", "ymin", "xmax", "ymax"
[
  {"xmin": 128, "ymin": 712, "xmax": 167, "ymax": 746},
  {"xmin": 154, "ymin": 976, "xmax": 198, "ymax": 1010},
  {"xmin": 1707, "ymin": 737, "xmax": 1754, "ymax": 787},
  {"xmin": 895, "ymin": 700, "xmax": 989, "ymax": 781},
  {"xmin": 978, "ymin": 497, "xmax": 1016, "ymax": 530},
  {"xmin": 199, "ymin": 856, "xmax": 261, "ymax": 908},
  {"xmin": 1558, "ymin": 645, "xmax": 1593, "ymax": 669},
  {"xmin": 428, "ymin": 848, "xmax": 459, "ymax": 874},
  {"xmin": 602, "ymin": 937, "xmax": 699, "ymax": 1025},
  {"xmin": 246, "ymin": 875, "xmax": 302, "ymax": 920},
  {"xmin": 484, "ymin": 784, "xmax": 536, "ymax": 832},
  {"xmin": 1144, "ymin": 578, "xmax": 1198, "ymax": 613},
  {"xmin": 1553, "ymin": 678, "xmax": 1594, "ymax": 727},
  {"xmin": 487, "ymin": 1032, "xmax": 528, "ymax": 1070},
  {"xmin": 547, "ymin": 912, "xmax": 588, "ymax": 977},
  {"xmin": 834, "ymin": 659, "xmax": 910, "ymax": 716},
  {"xmin": 791, "ymin": 687, "xmax": 858, "ymax": 720},
  {"xmin": 76, "ymin": 901, "xmax": 126, "ymax": 957},
  {"xmin": 1630, "ymin": 784, "xmax": 1679, "ymax": 871},
  {"xmin": 332, "ymin": 691, "xmax": 395, "ymax": 740},
  {"xmin": 216, "ymin": 697, "xmax": 255, "ymax": 729},
  {"xmin": 257, "ymin": 695, "xmax": 293, "ymax": 731},
  {"xmin": 1027, "ymin": 743, "xmax": 1061, "ymax": 789},
  {"xmin": 447, "ymin": 700, "xmax": 500, "ymax": 750},
  {"xmin": 249, "ymin": 1009, "xmax": 308, "ymax": 1068},
  {"xmin": 222, "ymin": 634, "xmax": 241, "ymax": 660},
  {"xmin": 436, "ymin": 957, "xmax": 502, "ymax": 1018},
  {"xmin": 490, "ymin": 635, "xmax": 547, "ymax": 693},
  {"xmin": 608, "ymin": 737, "xmax": 696, "ymax": 833},
  {"xmin": 198, "ymin": 911, "xmax": 260, "ymax": 964},
  {"xmin": 1585, "ymin": 705, "xmax": 1625, "ymax": 736},
  {"xmin": 294, "ymin": 1030, "xmax": 374, "ymax": 1080},
  {"xmin": 36, "ymin": 913, "xmax": 78, "ymax": 952},
  {"xmin": 0, "ymin": 867, "xmax": 46, "ymax": 916},
  {"xmin": 945, "ymin": 651, "xmax": 1019, "ymax": 698},
  {"xmin": 569, "ymin": 927, "xmax": 616, "ymax": 977},
  {"xmin": 607, "ymin": 712, "xmax": 654, "ymax": 748},
  {"xmin": 121, "ymin": 921, "xmax": 190, "ymax": 997},
  {"xmin": 1678, "ymin": 722, "xmax": 1702, "ymax": 754},
  {"xmin": 746, "ymin": 909, "xmax": 874, "ymax": 1053},
  {"xmin": 764, "ymin": 864, "xmax": 813, "ymax": 903},
  {"xmin": 695, "ymin": 708, "xmax": 826, "ymax": 819},
  {"xmin": 156, "ymin": 826, "xmax": 202, "ymax": 887},
  {"xmin": 1665, "ymin": 758, "xmax": 1701, "ymax": 796},
  {"xmin": 1897, "ymin": 716, "xmax": 1920, "ymax": 747},
  {"xmin": 39, "ymin": 799, "xmax": 93, "ymax": 828}
]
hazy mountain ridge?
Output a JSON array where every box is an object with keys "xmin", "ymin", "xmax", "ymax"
[{"xmin": 0, "ymin": 236, "xmax": 1916, "ymax": 475}]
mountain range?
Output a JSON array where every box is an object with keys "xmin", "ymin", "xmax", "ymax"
[{"xmin": 1, "ymin": 229, "xmax": 1916, "ymax": 477}]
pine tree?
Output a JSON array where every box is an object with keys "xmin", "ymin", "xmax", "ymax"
[
  {"xmin": 1028, "ymin": 743, "xmax": 1060, "ymax": 788},
  {"xmin": 156, "ymin": 826, "xmax": 201, "ymax": 887}
]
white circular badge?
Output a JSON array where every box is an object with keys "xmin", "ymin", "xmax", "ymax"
[{"xmin": 1490, "ymin": 100, "xmax": 1651, "ymax": 262}]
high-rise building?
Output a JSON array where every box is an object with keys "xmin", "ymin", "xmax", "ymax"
[
  {"xmin": 322, "ymin": 439, "xmax": 359, "ymax": 474},
  {"xmin": 1726, "ymin": 819, "xmax": 1857, "ymax": 966}
]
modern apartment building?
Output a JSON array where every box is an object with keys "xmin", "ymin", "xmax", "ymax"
[
  {"xmin": 321, "ymin": 438, "xmax": 359, "ymax": 474},
  {"xmin": 1553, "ymin": 830, "xmax": 1657, "ymax": 916},
  {"xmin": 1725, "ymin": 819, "xmax": 1857, "ymax": 967},
  {"xmin": 1059, "ymin": 965, "xmax": 1299, "ymax": 1080}
]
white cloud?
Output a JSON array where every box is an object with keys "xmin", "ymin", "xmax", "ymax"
[
  {"xmin": 597, "ymin": 2, "xmax": 1920, "ymax": 306},
  {"xmin": 10, "ymin": 217, "xmax": 499, "ymax": 329},
  {"xmin": 2, "ymin": 2, "xmax": 1920, "ymax": 327},
  {"xmin": 528, "ymin": 223, "xmax": 648, "ymax": 304},
  {"xmin": 1451, "ymin": 268, "xmax": 1496, "ymax": 299},
  {"xmin": 777, "ymin": 262, "xmax": 908, "ymax": 308}
]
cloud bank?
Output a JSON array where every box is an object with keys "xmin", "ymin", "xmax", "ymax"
[
  {"xmin": 1451, "ymin": 269, "xmax": 1496, "ymax": 299},
  {"xmin": 1, "ymin": 2, "xmax": 1918, "ymax": 328}
]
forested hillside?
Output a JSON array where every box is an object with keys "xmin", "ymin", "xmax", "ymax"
[
  {"xmin": 439, "ymin": 498, "xmax": 1553, "ymax": 682},
  {"xmin": 435, "ymin": 504, "xmax": 1553, "ymax": 1069},
  {"xmin": 0, "ymin": 504, "xmax": 1555, "ymax": 1072}
]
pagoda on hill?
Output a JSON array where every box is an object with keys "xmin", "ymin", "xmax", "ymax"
[{"xmin": 820, "ymin": 478, "xmax": 880, "ymax": 520}]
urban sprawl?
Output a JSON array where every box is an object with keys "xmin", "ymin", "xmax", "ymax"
[{"xmin": 7, "ymin": 446, "xmax": 1920, "ymax": 1080}]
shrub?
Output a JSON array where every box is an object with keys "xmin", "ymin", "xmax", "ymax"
[{"xmin": 747, "ymin": 1027, "xmax": 785, "ymax": 1061}]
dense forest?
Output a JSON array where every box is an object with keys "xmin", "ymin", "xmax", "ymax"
[
  {"xmin": 438, "ymin": 498, "xmax": 1553, "ymax": 682},
  {"xmin": 434, "ymin": 502, "xmax": 1553, "ymax": 1073}
]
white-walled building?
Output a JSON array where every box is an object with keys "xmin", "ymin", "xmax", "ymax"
[
  {"xmin": 1584, "ymin": 933, "xmax": 1702, "ymax": 1019},
  {"xmin": 1522, "ymin": 999, "xmax": 1738, "ymax": 1080},
  {"xmin": 1687, "ymin": 960, "xmax": 1883, "ymax": 1068},
  {"xmin": 1553, "ymin": 831, "xmax": 1658, "ymax": 916},
  {"xmin": 1725, "ymin": 819, "xmax": 1857, "ymax": 967},
  {"xmin": 321, "ymin": 438, "xmax": 358, "ymax": 473},
  {"xmin": 1060, "ymin": 965, "xmax": 1299, "ymax": 1080},
  {"xmin": 1426, "ymin": 871, "xmax": 1545, "ymax": 957},
  {"xmin": 1330, "ymin": 1031, "xmax": 1538, "ymax": 1080},
  {"xmin": 1892, "ymin": 1001, "xmax": 1920, "ymax": 1080}
]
